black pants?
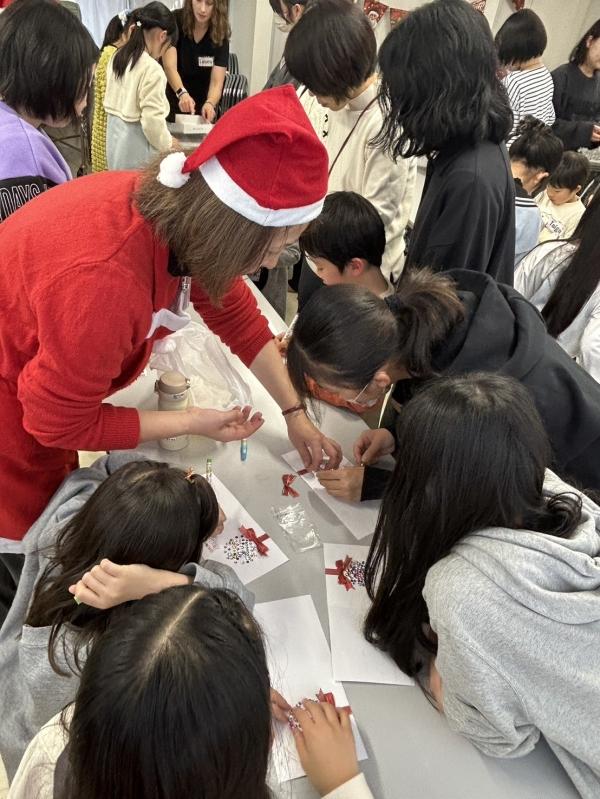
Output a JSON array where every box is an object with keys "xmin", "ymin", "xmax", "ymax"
[{"xmin": 0, "ymin": 553, "xmax": 25, "ymax": 627}]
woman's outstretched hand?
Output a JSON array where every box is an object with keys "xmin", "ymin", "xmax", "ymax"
[{"xmin": 186, "ymin": 405, "xmax": 264, "ymax": 441}]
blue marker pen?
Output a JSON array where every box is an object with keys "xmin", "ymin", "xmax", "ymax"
[{"xmin": 240, "ymin": 439, "xmax": 248, "ymax": 461}]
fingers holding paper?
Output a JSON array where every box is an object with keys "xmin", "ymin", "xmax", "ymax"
[{"xmin": 317, "ymin": 466, "xmax": 365, "ymax": 502}]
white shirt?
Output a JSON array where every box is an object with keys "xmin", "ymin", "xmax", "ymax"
[
  {"xmin": 298, "ymin": 83, "xmax": 416, "ymax": 283},
  {"xmin": 515, "ymin": 240, "xmax": 600, "ymax": 382},
  {"xmin": 536, "ymin": 191, "xmax": 586, "ymax": 242}
]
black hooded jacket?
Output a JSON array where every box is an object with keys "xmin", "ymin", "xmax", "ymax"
[{"xmin": 362, "ymin": 269, "xmax": 600, "ymax": 499}]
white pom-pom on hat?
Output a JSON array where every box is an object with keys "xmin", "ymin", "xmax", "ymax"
[{"xmin": 156, "ymin": 152, "xmax": 190, "ymax": 189}]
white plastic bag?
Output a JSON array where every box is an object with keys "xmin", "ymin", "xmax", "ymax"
[{"xmin": 150, "ymin": 320, "xmax": 253, "ymax": 410}]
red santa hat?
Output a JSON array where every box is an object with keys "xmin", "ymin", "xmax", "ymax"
[{"xmin": 157, "ymin": 86, "xmax": 329, "ymax": 227}]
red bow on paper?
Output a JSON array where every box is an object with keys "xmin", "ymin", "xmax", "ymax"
[
  {"xmin": 317, "ymin": 689, "xmax": 352, "ymax": 715},
  {"xmin": 325, "ymin": 556, "xmax": 354, "ymax": 591},
  {"xmin": 239, "ymin": 525, "xmax": 269, "ymax": 556},
  {"xmin": 282, "ymin": 473, "xmax": 300, "ymax": 497}
]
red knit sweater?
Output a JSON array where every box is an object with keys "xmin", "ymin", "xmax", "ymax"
[{"xmin": 0, "ymin": 171, "xmax": 273, "ymax": 537}]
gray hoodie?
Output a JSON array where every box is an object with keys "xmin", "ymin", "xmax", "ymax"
[
  {"xmin": 0, "ymin": 453, "xmax": 254, "ymax": 780},
  {"xmin": 424, "ymin": 470, "xmax": 600, "ymax": 799}
]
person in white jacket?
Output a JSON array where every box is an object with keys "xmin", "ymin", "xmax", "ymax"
[
  {"xmin": 9, "ymin": 586, "xmax": 374, "ymax": 799},
  {"xmin": 284, "ymin": 0, "xmax": 416, "ymax": 293},
  {"xmin": 515, "ymin": 189, "xmax": 600, "ymax": 383},
  {"xmin": 104, "ymin": 2, "xmax": 178, "ymax": 169}
]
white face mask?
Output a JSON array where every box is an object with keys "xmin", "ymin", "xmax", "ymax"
[{"xmin": 274, "ymin": 18, "xmax": 292, "ymax": 33}]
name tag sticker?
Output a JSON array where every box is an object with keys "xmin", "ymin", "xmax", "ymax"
[{"xmin": 198, "ymin": 56, "xmax": 214, "ymax": 67}]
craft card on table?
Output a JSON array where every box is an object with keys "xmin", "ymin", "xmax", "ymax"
[
  {"xmin": 207, "ymin": 474, "xmax": 288, "ymax": 585},
  {"xmin": 254, "ymin": 595, "xmax": 368, "ymax": 784},
  {"xmin": 324, "ymin": 544, "xmax": 414, "ymax": 686},
  {"xmin": 282, "ymin": 450, "xmax": 380, "ymax": 541}
]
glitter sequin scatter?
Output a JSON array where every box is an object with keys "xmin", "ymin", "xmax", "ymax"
[
  {"xmin": 347, "ymin": 559, "xmax": 366, "ymax": 588},
  {"xmin": 223, "ymin": 535, "xmax": 259, "ymax": 564}
]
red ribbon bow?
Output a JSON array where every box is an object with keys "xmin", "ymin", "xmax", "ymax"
[
  {"xmin": 325, "ymin": 556, "xmax": 354, "ymax": 591},
  {"xmin": 282, "ymin": 473, "xmax": 300, "ymax": 497},
  {"xmin": 316, "ymin": 689, "xmax": 352, "ymax": 715},
  {"xmin": 239, "ymin": 525, "xmax": 269, "ymax": 556}
]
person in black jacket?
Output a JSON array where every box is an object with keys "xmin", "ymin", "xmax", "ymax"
[
  {"xmin": 374, "ymin": 0, "xmax": 515, "ymax": 285},
  {"xmin": 552, "ymin": 19, "xmax": 600, "ymax": 152},
  {"xmin": 286, "ymin": 269, "xmax": 600, "ymax": 502}
]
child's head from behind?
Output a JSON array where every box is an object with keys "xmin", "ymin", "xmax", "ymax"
[
  {"xmin": 113, "ymin": 2, "xmax": 177, "ymax": 76},
  {"xmin": 363, "ymin": 373, "xmax": 582, "ymax": 674},
  {"xmin": 63, "ymin": 585, "xmax": 271, "ymax": 799},
  {"xmin": 300, "ymin": 192, "xmax": 386, "ymax": 288},
  {"xmin": 495, "ymin": 9, "xmax": 547, "ymax": 67},
  {"xmin": 509, "ymin": 116, "xmax": 563, "ymax": 194},
  {"xmin": 546, "ymin": 152, "xmax": 590, "ymax": 206},
  {"xmin": 284, "ymin": 0, "xmax": 376, "ymax": 110},
  {"xmin": 26, "ymin": 459, "xmax": 219, "ymax": 671},
  {"xmin": 0, "ymin": 0, "xmax": 98, "ymax": 126}
]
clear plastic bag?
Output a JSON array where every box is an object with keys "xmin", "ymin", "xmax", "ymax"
[
  {"xmin": 271, "ymin": 504, "xmax": 321, "ymax": 552},
  {"xmin": 150, "ymin": 320, "xmax": 253, "ymax": 409}
]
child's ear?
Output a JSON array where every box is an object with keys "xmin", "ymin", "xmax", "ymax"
[
  {"xmin": 575, "ymin": 184, "xmax": 582, "ymax": 195},
  {"xmin": 346, "ymin": 258, "xmax": 367, "ymax": 276},
  {"xmin": 373, "ymin": 370, "xmax": 392, "ymax": 390}
]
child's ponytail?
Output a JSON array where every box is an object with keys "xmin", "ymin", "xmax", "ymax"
[
  {"xmin": 387, "ymin": 268, "xmax": 464, "ymax": 377},
  {"xmin": 112, "ymin": 2, "xmax": 177, "ymax": 79}
]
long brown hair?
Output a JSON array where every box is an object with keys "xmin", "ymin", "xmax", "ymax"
[
  {"xmin": 182, "ymin": 0, "xmax": 230, "ymax": 46},
  {"xmin": 25, "ymin": 460, "xmax": 219, "ymax": 675},
  {"xmin": 135, "ymin": 157, "xmax": 279, "ymax": 302}
]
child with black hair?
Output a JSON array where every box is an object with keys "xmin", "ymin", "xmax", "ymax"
[
  {"xmin": 300, "ymin": 191, "xmax": 389, "ymax": 296},
  {"xmin": 104, "ymin": 2, "xmax": 179, "ymax": 169},
  {"xmin": 495, "ymin": 9, "xmax": 555, "ymax": 144},
  {"xmin": 0, "ymin": 454, "xmax": 250, "ymax": 779},
  {"xmin": 9, "ymin": 586, "xmax": 374, "ymax": 799},
  {"xmin": 284, "ymin": 0, "xmax": 415, "ymax": 287},
  {"xmin": 0, "ymin": 0, "xmax": 98, "ymax": 221},
  {"xmin": 537, "ymin": 151, "xmax": 589, "ymax": 241},
  {"xmin": 509, "ymin": 116, "xmax": 563, "ymax": 264},
  {"xmin": 91, "ymin": 11, "xmax": 133, "ymax": 173}
]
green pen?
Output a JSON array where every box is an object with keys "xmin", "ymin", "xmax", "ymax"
[{"xmin": 206, "ymin": 457, "xmax": 213, "ymax": 484}]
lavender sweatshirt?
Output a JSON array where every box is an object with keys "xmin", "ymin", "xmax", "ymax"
[{"xmin": 0, "ymin": 101, "xmax": 71, "ymax": 221}]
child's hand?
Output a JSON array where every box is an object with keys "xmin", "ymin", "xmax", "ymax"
[
  {"xmin": 270, "ymin": 688, "xmax": 292, "ymax": 723},
  {"xmin": 353, "ymin": 428, "xmax": 395, "ymax": 465},
  {"xmin": 316, "ymin": 466, "xmax": 364, "ymax": 502},
  {"xmin": 68, "ymin": 559, "xmax": 189, "ymax": 608},
  {"xmin": 291, "ymin": 699, "xmax": 359, "ymax": 796}
]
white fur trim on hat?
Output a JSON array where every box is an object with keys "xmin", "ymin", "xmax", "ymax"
[
  {"xmin": 157, "ymin": 152, "xmax": 190, "ymax": 189},
  {"xmin": 198, "ymin": 157, "xmax": 324, "ymax": 227}
]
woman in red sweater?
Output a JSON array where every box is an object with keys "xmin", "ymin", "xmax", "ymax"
[{"xmin": 0, "ymin": 86, "xmax": 340, "ymax": 614}]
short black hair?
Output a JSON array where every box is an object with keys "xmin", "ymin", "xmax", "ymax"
[
  {"xmin": 300, "ymin": 192, "xmax": 386, "ymax": 271},
  {"xmin": 549, "ymin": 151, "xmax": 590, "ymax": 190},
  {"xmin": 509, "ymin": 116, "xmax": 563, "ymax": 174},
  {"xmin": 570, "ymin": 18, "xmax": 600, "ymax": 65},
  {"xmin": 284, "ymin": 0, "xmax": 376, "ymax": 101},
  {"xmin": 495, "ymin": 9, "xmax": 547, "ymax": 65},
  {"xmin": 268, "ymin": 0, "xmax": 310, "ymax": 20},
  {"xmin": 0, "ymin": 0, "xmax": 99, "ymax": 123},
  {"xmin": 375, "ymin": 0, "xmax": 512, "ymax": 159}
]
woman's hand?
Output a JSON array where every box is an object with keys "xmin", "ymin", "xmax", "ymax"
[
  {"xmin": 286, "ymin": 411, "xmax": 343, "ymax": 471},
  {"xmin": 178, "ymin": 93, "xmax": 196, "ymax": 114},
  {"xmin": 292, "ymin": 700, "xmax": 359, "ymax": 797},
  {"xmin": 353, "ymin": 428, "xmax": 395, "ymax": 465},
  {"xmin": 186, "ymin": 405, "xmax": 263, "ymax": 442},
  {"xmin": 270, "ymin": 688, "xmax": 292, "ymax": 723},
  {"xmin": 201, "ymin": 101, "xmax": 217, "ymax": 123},
  {"xmin": 68, "ymin": 560, "xmax": 189, "ymax": 608},
  {"xmin": 317, "ymin": 466, "xmax": 364, "ymax": 502}
]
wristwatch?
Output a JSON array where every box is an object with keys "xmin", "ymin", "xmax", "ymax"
[{"xmin": 176, "ymin": 87, "xmax": 188, "ymax": 99}]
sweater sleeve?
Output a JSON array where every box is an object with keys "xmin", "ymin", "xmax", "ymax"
[
  {"xmin": 138, "ymin": 63, "xmax": 172, "ymax": 152},
  {"xmin": 190, "ymin": 277, "xmax": 273, "ymax": 367},
  {"xmin": 178, "ymin": 559, "xmax": 255, "ymax": 610},
  {"xmin": 322, "ymin": 774, "xmax": 374, "ymax": 799},
  {"xmin": 360, "ymin": 465, "xmax": 392, "ymax": 501},
  {"xmin": 551, "ymin": 68, "xmax": 595, "ymax": 151},
  {"xmin": 18, "ymin": 265, "xmax": 143, "ymax": 451},
  {"xmin": 361, "ymin": 132, "xmax": 415, "ymax": 283}
]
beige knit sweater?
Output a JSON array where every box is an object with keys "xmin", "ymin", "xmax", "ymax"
[{"xmin": 104, "ymin": 50, "xmax": 172, "ymax": 152}]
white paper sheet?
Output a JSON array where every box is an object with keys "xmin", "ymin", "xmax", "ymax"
[
  {"xmin": 282, "ymin": 450, "xmax": 380, "ymax": 540},
  {"xmin": 324, "ymin": 544, "xmax": 414, "ymax": 686},
  {"xmin": 255, "ymin": 595, "xmax": 368, "ymax": 784},
  {"xmin": 206, "ymin": 474, "xmax": 288, "ymax": 584}
]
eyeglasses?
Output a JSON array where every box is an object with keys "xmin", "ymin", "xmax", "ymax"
[{"xmin": 349, "ymin": 380, "xmax": 384, "ymax": 408}]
